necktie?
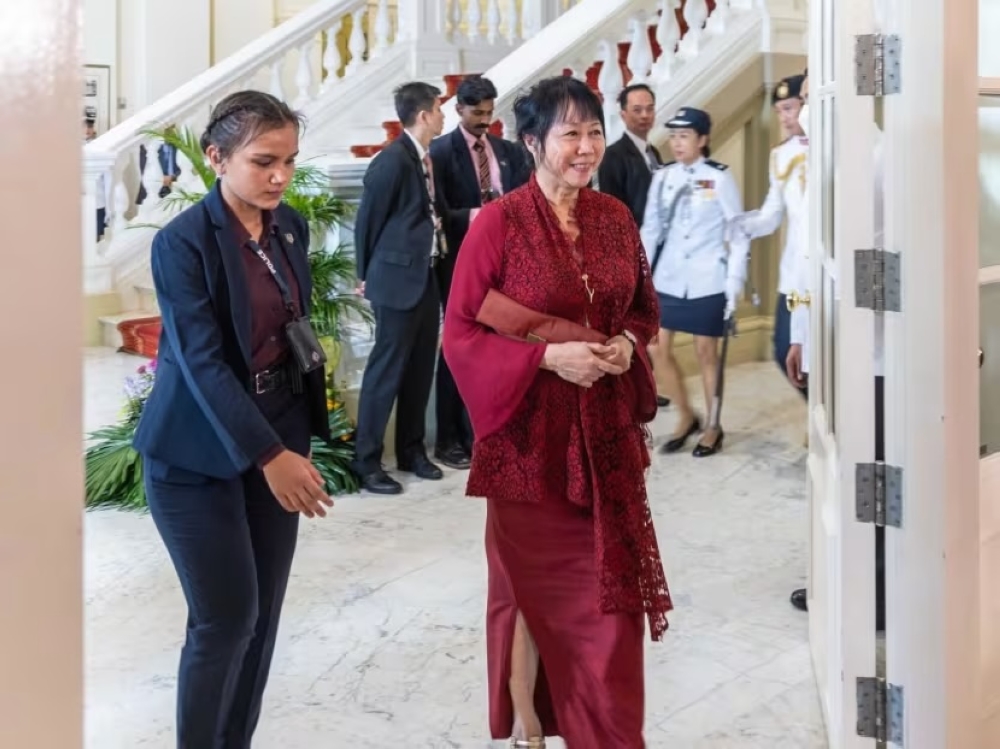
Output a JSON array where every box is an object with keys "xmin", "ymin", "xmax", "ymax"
[
  {"xmin": 422, "ymin": 153, "xmax": 435, "ymax": 201},
  {"xmin": 646, "ymin": 145, "xmax": 659, "ymax": 172},
  {"xmin": 473, "ymin": 140, "xmax": 493, "ymax": 202}
]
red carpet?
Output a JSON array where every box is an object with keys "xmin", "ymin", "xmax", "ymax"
[{"xmin": 118, "ymin": 316, "xmax": 161, "ymax": 358}]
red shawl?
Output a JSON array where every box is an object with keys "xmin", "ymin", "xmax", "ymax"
[{"xmin": 442, "ymin": 176, "xmax": 672, "ymax": 640}]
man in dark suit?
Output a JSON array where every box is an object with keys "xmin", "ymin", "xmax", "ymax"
[
  {"xmin": 598, "ymin": 83, "xmax": 661, "ymax": 226},
  {"xmin": 599, "ymin": 83, "xmax": 670, "ymax": 408},
  {"xmin": 353, "ymin": 82, "xmax": 447, "ymax": 494},
  {"xmin": 429, "ymin": 75, "xmax": 531, "ymax": 469}
]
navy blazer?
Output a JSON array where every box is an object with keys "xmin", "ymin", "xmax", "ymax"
[
  {"xmin": 355, "ymin": 134, "xmax": 460, "ymax": 312},
  {"xmin": 430, "ymin": 126, "xmax": 531, "ymax": 262},
  {"xmin": 597, "ymin": 134, "xmax": 663, "ymax": 227},
  {"xmin": 133, "ymin": 181, "xmax": 331, "ymax": 480}
]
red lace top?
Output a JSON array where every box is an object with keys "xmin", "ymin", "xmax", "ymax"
[{"xmin": 442, "ymin": 176, "xmax": 673, "ymax": 640}]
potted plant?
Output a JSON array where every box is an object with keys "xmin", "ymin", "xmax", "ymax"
[{"xmin": 84, "ymin": 125, "xmax": 372, "ymax": 510}]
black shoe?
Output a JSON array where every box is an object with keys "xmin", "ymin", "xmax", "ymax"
[
  {"xmin": 358, "ymin": 469, "xmax": 403, "ymax": 495},
  {"xmin": 790, "ymin": 588, "xmax": 808, "ymax": 612},
  {"xmin": 657, "ymin": 395, "xmax": 671, "ymax": 408},
  {"xmin": 434, "ymin": 444, "xmax": 472, "ymax": 470},
  {"xmin": 660, "ymin": 416, "xmax": 701, "ymax": 454},
  {"xmin": 398, "ymin": 454, "xmax": 444, "ymax": 480},
  {"xmin": 692, "ymin": 429, "xmax": 724, "ymax": 457}
]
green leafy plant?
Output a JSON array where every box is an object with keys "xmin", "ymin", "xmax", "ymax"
[{"xmin": 85, "ymin": 124, "xmax": 371, "ymax": 510}]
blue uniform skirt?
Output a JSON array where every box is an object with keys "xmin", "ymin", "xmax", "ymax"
[{"xmin": 658, "ymin": 292, "xmax": 727, "ymax": 338}]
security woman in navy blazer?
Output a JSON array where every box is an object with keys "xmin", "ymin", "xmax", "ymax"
[{"xmin": 132, "ymin": 91, "xmax": 333, "ymax": 748}]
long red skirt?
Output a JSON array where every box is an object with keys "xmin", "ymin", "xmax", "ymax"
[{"xmin": 485, "ymin": 497, "xmax": 646, "ymax": 748}]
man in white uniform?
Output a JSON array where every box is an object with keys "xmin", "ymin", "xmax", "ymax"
[{"xmin": 733, "ymin": 75, "xmax": 810, "ymax": 396}]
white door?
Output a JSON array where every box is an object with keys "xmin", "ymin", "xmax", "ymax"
[
  {"xmin": 978, "ymin": 12, "xmax": 1000, "ymax": 736},
  {"xmin": 880, "ymin": 0, "xmax": 982, "ymax": 744},
  {"xmin": 806, "ymin": 0, "xmax": 879, "ymax": 745}
]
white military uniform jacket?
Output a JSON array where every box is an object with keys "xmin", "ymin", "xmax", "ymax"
[
  {"xmin": 639, "ymin": 157, "xmax": 750, "ymax": 301},
  {"xmin": 740, "ymin": 136, "xmax": 809, "ymax": 296}
]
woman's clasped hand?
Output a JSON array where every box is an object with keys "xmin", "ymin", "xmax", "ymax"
[
  {"xmin": 541, "ymin": 337, "xmax": 633, "ymax": 387},
  {"xmin": 261, "ymin": 449, "xmax": 334, "ymax": 518}
]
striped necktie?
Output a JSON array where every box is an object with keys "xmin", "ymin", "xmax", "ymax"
[{"xmin": 473, "ymin": 140, "xmax": 494, "ymax": 202}]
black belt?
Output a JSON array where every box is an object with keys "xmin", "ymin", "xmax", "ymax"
[{"xmin": 251, "ymin": 363, "xmax": 289, "ymax": 395}]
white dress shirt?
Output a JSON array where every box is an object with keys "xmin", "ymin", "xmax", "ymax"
[{"xmin": 640, "ymin": 157, "xmax": 750, "ymax": 301}]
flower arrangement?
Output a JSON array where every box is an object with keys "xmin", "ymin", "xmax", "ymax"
[{"xmin": 84, "ymin": 360, "xmax": 361, "ymax": 511}]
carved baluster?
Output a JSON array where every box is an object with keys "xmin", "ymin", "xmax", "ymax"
[
  {"xmin": 346, "ymin": 8, "xmax": 367, "ymax": 74},
  {"xmin": 653, "ymin": 0, "xmax": 681, "ymax": 80},
  {"xmin": 504, "ymin": 0, "xmax": 520, "ymax": 43},
  {"xmin": 110, "ymin": 159, "xmax": 130, "ymax": 235},
  {"xmin": 626, "ymin": 12, "xmax": 654, "ymax": 84},
  {"xmin": 679, "ymin": 0, "xmax": 709, "ymax": 59},
  {"xmin": 596, "ymin": 40, "xmax": 624, "ymax": 141},
  {"xmin": 372, "ymin": 0, "xmax": 391, "ymax": 56},
  {"xmin": 269, "ymin": 60, "xmax": 285, "ymax": 100},
  {"xmin": 293, "ymin": 41, "xmax": 314, "ymax": 108},
  {"xmin": 707, "ymin": 0, "xmax": 730, "ymax": 35},
  {"xmin": 467, "ymin": 0, "xmax": 481, "ymax": 43},
  {"xmin": 486, "ymin": 0, "xmax": 501, "ymax": 44},
  {"xmin": 449, "ymin": 0, "xmax": 463, "ymax": 39},
  {"xmin": 322, "ymin": 19, "xmax": 344, "ymax": 89},
  {"xmin": 140, "ymin": 138, "xmax": 164, "ymax": 217}
]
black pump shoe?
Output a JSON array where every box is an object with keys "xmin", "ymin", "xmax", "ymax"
[
  {"xmin": 692, "ymin": 429, "xmax": 724, "ymax": 457},
  {"xmin": 660, "ymin": 416, "xmax": 701, "ymax": 454}
]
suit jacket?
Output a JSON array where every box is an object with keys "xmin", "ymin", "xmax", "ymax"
[
  {"xmin": 597, "ymin": 134, "xmax": 662, "ymax": 227},
  {"xmin": 355, "ymin": 135, "xmax": 448, "ymax": 311},
  {"xmin": 429, "ymin": 127, "xmax": 531, "ymax": 278},
  {"xmin": 133, "ymin": 181, "xmax": 330, "ymax": 480}
]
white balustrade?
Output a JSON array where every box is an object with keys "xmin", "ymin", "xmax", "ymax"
[
  {"xmin": 441, "ymin": 0, "xmax": 767, "ymax": 146},
  {"xmin": 81, "ymin": 0, "xmax": 406, "ymax": 295}
]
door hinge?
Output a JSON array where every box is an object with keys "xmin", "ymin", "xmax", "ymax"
[
  {"xmin": 857, "ymin": 677, "xmax": 904, "ymax": 744},
  {"xmin": 855, "ymin": 33, "xmax": 902, "ymax": 96},
  {"xmin": 855, "ymin": 248, "xmax": 901, "ymax": 312},
  {"xmin": 856, "ymin": 461, "xmax": 902, "ymax": 528}
]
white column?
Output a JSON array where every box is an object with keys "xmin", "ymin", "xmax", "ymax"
[{"xmin": 0, "ymin": 2, "xmax": 83, "ymax": 749}]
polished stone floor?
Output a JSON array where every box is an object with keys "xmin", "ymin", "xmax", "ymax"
[{"xmin": 83, "ymin": 348, "xmax": 826, "ymax": 748}]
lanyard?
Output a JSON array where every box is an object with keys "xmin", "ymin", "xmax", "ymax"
[{"xmin": 247, "ymin": 238, "xmax": 296, "ymax": 315}]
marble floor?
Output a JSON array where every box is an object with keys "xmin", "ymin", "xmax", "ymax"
[{"xmin": 83, "ymin": 348, "xmax": 827, "ymax": 748}]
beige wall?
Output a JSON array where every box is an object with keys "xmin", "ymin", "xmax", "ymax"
[{"xmin": 0, "ymin": 1, "xmax": 84, "ymax": 747}]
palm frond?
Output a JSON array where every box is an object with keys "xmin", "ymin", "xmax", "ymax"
[
  {"xmin": 84, "ymin": 423, "xmax": 147, "ymax": 511},
  {"xmin": 140, "ymin": 124, "xmax": 216, "ymax": 190}
]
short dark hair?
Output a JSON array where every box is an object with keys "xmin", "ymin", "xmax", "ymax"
[
  {"xmin": 394, "ymin": 82, "xmax": 442, "ymax": 128},
  {"xmin": 513, "ymin": 76, "xmax": 604, "ymax": 154},
  {"xmin": 84, "ymin": 118, "xmax": 95, "ymax": 127},
  {"xmin": 200, "ymin": 90, "xmax": 304, "ymax": 158},
  {"xmin": 456, "ymin": 76, "xmax": 498, "ymax": 107},
  {"xmin": 618, "ymin": 83, "xmax": 655, "ymax": 111}
]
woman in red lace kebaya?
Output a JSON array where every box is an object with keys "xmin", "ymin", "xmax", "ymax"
[{"xmin": 442, "ymin": 76, "xmax": 673, "ymax": 749}]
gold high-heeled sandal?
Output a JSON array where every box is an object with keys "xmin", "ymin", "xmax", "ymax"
[{"xmin": 510, "ymin": 739, "xmax": 545, "ymax": 749}]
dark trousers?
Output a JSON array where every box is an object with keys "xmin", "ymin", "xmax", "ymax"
[
  {"xmin": 774, "ymin": 293, "xmax": 809, "ymax": 400},
  {"xmin": 144, "ymin": 387, "xmax": 311, "ymax": 749},
  {"xmin": 353, "ymin": 274, "xmax": 440, "ymax": 473},
  {"xmin": 434, "ymin": 269, "xmax": 473, "ymax": 451}
]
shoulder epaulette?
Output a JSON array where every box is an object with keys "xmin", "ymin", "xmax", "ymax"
[{"xmin": 705, "ymin": 159, "xmax": 729, "ymax": 171}]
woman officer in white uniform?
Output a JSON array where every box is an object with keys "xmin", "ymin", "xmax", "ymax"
[{"xmin": 640, "ymin": 107, "xmax": 750, "ymax": 457}]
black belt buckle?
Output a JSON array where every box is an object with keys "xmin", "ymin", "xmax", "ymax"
[{"xmin": 253, "ymin": 367, "xmax": 284, "ymax": 395}]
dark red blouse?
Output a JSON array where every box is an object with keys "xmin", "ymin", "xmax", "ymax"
[{"xmin": 229, "ymin": 209, "xmax": 302, "ymax": 372}]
